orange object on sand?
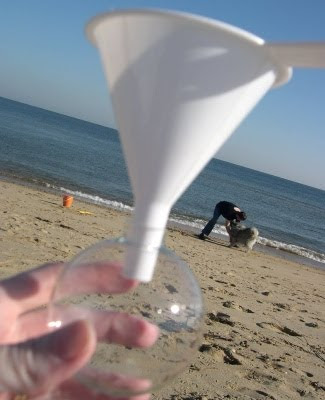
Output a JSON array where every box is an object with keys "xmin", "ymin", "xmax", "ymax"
[{"xmin": 63, "ymin": 195, "xmax": 74, "ymax": 208}]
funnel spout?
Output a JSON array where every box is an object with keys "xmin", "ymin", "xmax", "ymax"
[{"xmin": 124, "ymin": 203, "xmax": 171, "ymax": 282}]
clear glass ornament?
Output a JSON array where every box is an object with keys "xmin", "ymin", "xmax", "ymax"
[{"xmin": 48, "ymin": 237, "xmax": 203, "ymax": 397}]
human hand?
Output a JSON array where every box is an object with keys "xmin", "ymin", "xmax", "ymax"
[{"xmin": 0, "ymin": 262, "xmax": 159, "ymax": 400}]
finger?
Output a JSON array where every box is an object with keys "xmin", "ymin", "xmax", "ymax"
[
  {"xmin": 0, "ymin": 262, "xmax": 137, "ymax": 317},
  {"xmin": 90, "ymin": 310, "xmax": 159, "ymax": 347},
  {"xmin": 0, "ymin": 307, "xmax": 56, "ymax": 345},
  {"xmin": 50, "ymin": 306, "xmax": 159, "ymax": 347},
  {"xmin": 0, "ymin": 320, "xmax": 96, "ymax": 396},
  {"xmin": 8, "ymin": 307, "xmax": 159, "ymax": 348},
  {"xmin": 0, "ymin": 263, "xmax": 64, "ymax": 317},
  {"xmin": 55, "ymin": 261, "xmax": 137, "ymax": 300}
]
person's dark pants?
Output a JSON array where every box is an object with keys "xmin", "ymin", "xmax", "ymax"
[{"xmin": 201, "ymin": 203, "xmax": 222, "ymax": 236}]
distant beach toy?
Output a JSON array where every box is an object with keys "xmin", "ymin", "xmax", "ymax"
[
  {"xmin": 78, "ymin": 210, "xmax": 94, "ymax": 215},
  {"xmin": 62, "ymin": 195, "xmax": 73, "ymax": 207}
]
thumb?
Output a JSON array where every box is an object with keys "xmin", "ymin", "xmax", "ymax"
[{"xmin": 0, "ymin": 320, "xmax": 96, "ymax": 396}]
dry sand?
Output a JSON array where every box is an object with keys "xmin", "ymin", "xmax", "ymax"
[{"xmin": 0, "ymin": 180, "xmax": 324, "ymax": 399}]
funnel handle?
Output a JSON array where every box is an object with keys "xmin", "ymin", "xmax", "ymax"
[{"xmin": 266, "ymin": 42, "xmax": 325, "ymax": 68}]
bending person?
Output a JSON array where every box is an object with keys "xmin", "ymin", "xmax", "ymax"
[{"xmin": 199, "ymin": 200, "xmax": 246, "ymax": 241}]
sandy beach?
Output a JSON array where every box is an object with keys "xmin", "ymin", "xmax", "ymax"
[{"xmin": 0, "ymin": 180, "xmax": 324, "ymax": 399}]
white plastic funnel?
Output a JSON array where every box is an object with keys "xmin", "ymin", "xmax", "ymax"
[
  {"xmin": 266, "ymin": 42, "xmax": 325, "ymax": 68},
  {"xmin": 86, "ymin": 9, "xmax": 322, "ymax": 281}
]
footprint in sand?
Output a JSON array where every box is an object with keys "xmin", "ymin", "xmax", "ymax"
[
  {"xmin": 256, "ymin": 322, "xmax": 303, "ymax": 337},
  {"xmin": 35, "ymin": 216, "xmax": 52, "ymax": 223},
  {"xmin": 272, "ymin": 302, "xmax": 293, "ymax": 312},
  {"xmin": 239, "ymin": 388, "xmax": 277, "ymax": 400},
  {"xmin": 222, "ymin": 300, "xmax": 254, "ymax": 314},
  {"xmin": 199, "ymin": 343, "xmax": 242, "ymax": 365},
  {"xmin": 245, "ymin": 370, "xmax": 279, "ymax": 385},
  {"xmin": 305, "ymin": 321, "xmax": 318, "ymax": 328},
  {"xmin": 59, "ymin": 223, "xmax": 75, "ymax": 230},
  {"xmin": 165, "ymin": 283, "xmax": 178, "ymax": 294},
  {"xmin": 208, "ymin": 312, "xmax": 235, "ymax": 326},
  {"xmin": 204, "ymin": 331, "xmax": 233, "ymax": 342}
]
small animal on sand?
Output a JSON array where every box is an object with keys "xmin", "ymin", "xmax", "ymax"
[{"xmin": 228, "ymin": 220, "xmax": 259, "ymax": 251}]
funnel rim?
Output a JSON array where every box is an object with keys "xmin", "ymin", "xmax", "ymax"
[
  {"xmin": 85, "ymin": 8, "xmax": 292, "ymax": 87},
  {"xmin": 85, "ymin": 8, "xmax": 266, "ymax": 47}
]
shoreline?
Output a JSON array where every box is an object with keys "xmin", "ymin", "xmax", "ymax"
[
  {"xmin": 2, "ymin": 174, "xmax": 323, "ymax": 272},
  {"xmin": 1, "ymin": 180, "xmax": 325, "ymax": 399},
  {"xmin": 168, "ymin": 220, "xmax": 325, "ymax": 272}
]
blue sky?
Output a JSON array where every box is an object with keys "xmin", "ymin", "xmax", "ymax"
[{"xmin": 1, "ymin": 0, "xmax": 324, "ymax": 190}]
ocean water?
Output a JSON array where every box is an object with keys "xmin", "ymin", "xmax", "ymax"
[{"xmin": 1, "ymin": 96, "xmax": 324, "ymax": 267}]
